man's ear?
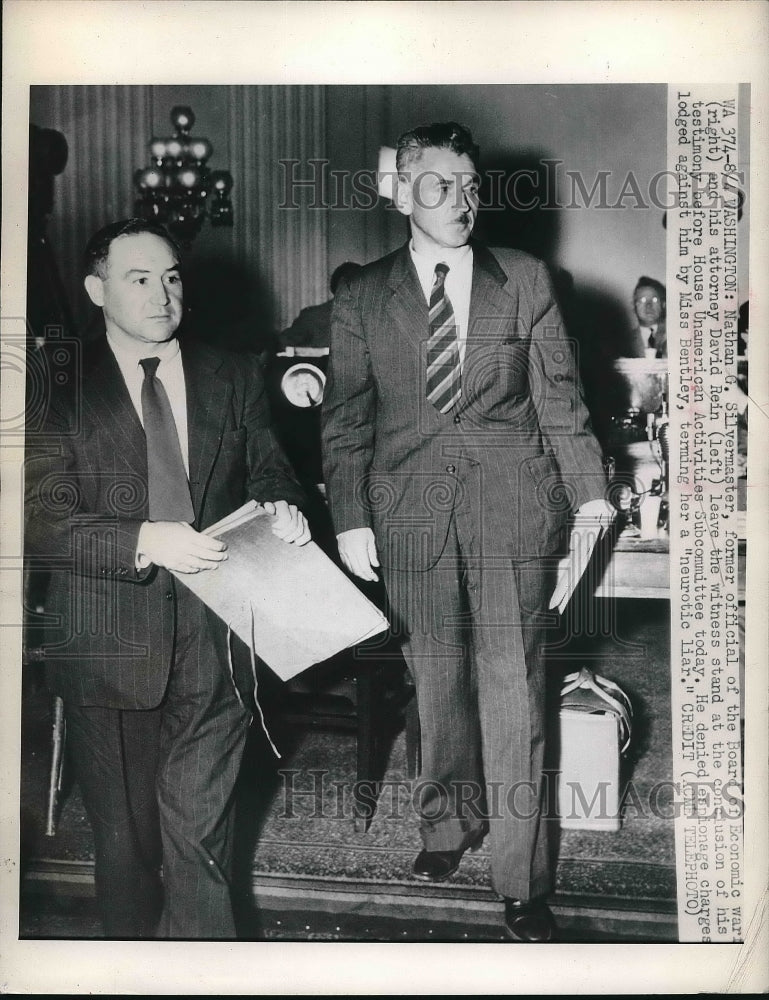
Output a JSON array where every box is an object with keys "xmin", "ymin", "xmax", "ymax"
[
  {"xmin": 84, "ymin": 274, "xmax": 105, "ymax": 307},
  {"xmin": 394, "ymin": 175, "xmax": 413, "ymax": 218}
]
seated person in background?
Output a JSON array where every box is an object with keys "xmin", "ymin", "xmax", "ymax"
[
  {"xmin": 631, "ymin": 276, "xmax": 667, "ymax": 358},
  {"xmin": 738, "ymin": 299, "xmax": 748, "ymax": 356},
  {"xmin": 277, "ymin": 261, "xmax": 362, "ymax": 350}
]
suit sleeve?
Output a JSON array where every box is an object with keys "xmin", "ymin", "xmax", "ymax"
[
  {"xmin": 321, "ymin": 278, "xmax": 376, "ymax": 535},
  {"xmin": 239, "ymin": 353, "xmax": 307, "ymax": 509},
  {"xmin": 24, "ymin": 393, "xmax": 151, "ymax": 584},
  {"xmin": 528, "ymin": 260, "xmax": 607, "ymax": 511}
]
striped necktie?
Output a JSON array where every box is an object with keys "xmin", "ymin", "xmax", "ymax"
[
  {"xmin": 139, "ymin": 356, "xmax": 195, "ymax": 522},
  {"xmin": 425, "ymin": 263, "xmax": 461, "ymax": 413}
]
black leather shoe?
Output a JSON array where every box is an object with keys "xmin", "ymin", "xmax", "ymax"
[
  {"xmin": 503, "ymin": 897, "xmax": 555, "ymax": 942},
  {"xmin": 411, "ymin": 829, "xmax": 485, "ymax": 883}
]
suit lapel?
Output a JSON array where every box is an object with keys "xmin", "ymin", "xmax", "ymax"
[
  {"xmin": 386, "ymin": 245, "xmax": 429, "ymax": 350},
  {"xmin": 181, "ymin": 341, "xmax": 232, "ymax": 512},
  {"xmin": 456, "ymin": 244, "xmax": 522, "ymax": 414},
  {"xmin": 83, "ymin": 338, "xmax": 233, "ymax": 518},
  {"xmin": 385, "ymin": 242, "xmax": 521, "ymax": 413},
  {"xmin": 85, "ymin": 338, "xmax": 147, "ymax": 479},
  {"xmin": 386, "ymin": 242, "xmax": 518, "ymax": 349},
  {"xmin": 467, "ymin": 242, "xmax": 519, "ymax": 343}
]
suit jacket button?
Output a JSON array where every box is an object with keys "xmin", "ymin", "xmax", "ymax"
[
  {"xmin": 453, "ymin": 414, "xmax": 461, "ymax": 424},
  {"xmin": 446, "ymin": 464, "xmax": 456, "ymax": 474},
  {"xmin": 165, "ymin": 591, "xmax": 173, "ymax": 600}
]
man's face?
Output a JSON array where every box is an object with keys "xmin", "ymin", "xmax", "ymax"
[
  {"xmin": 633, "ymin": 284, "xmax": 665, "ymax": 326},
  {"xmin": 396, "ymin": 147, "xmax": 479, "ymax": 253},
  {"xmin": 84, "ymin": 232, "xmax": 183, "ymax": 347}
]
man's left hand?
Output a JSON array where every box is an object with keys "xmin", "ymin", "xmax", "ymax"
[
  {"xmin": 549, "ymin": 499, "xmax": 617, "ymax": 612},
  {"xmin": 263, "ymin": 500, "xmax": 311, "ymax": 545},
  {"xmin": 567, "ymin": 498, "xmax": 617, "ymax": 570}
]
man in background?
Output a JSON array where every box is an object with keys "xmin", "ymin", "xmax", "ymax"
[
  {"xmin": 631, "ymin": 275, "xmax": 667, "ymax": 358},
  {"xmin": 25, "ymin": 218, "xmax": 310, "ymax": 938},
  {"xmin": 322, "ymin": 122, "xmax": 611, "ymax": 942},
  {"xmin": 277, "ymin": 261, "xmax": 361, "ymax": 350}
]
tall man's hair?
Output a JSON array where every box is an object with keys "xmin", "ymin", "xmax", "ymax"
[
  {"xmin": 395, "ymin": 121, "xmax": 479, "ymax": 177},
  {"xmin": 83, "ymin": 218, "xmax": 182, "ymax": 279}
]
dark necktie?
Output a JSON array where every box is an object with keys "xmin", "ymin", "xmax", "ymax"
[
  {"xmin": 139, "ymin": 356, "xmax": 194, "ymax": 522},
  {"xmin": 425, "ymin": 263, "xmax": 461, "ymax": 413}
]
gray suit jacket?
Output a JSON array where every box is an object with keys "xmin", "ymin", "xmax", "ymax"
[
  {"xmin": 321, "ymin": 242, "xmax": 606, "ymax": 570},
  {"xmin": 25, "ymin": 337, "xmax": 305, "ymax": 708}
]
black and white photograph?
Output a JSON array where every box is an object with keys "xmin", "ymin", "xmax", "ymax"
[{"xmin": 2, "ymin": 2, "xmax": 767, "ymax": 994}]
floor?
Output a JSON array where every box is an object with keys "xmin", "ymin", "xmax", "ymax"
[{"xmin": 17, "ymin": 599, "xmax": 677, "ymax": 943}]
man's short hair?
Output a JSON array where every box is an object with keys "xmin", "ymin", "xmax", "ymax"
[
  {"xmin": 633, "ymin": 276, "xmax": 666, "ymax": 302},
  {"xmin": 83, "ymin": 218, "xmax": 181, "ymax": 279},
  {"xmin": 395, "ymin": 121, "xmax": 479, "ymax": 177}
]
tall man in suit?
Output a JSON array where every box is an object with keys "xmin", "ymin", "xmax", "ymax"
[
  {"xmin": 25, "ymin": 218, "xmax": 310, "ymax": 938},
  {"xmin": 322, "ymin": 123, "xmax": 612, "ymax": 941}
]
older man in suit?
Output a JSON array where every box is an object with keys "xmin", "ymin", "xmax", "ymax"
[
  {"xmin": 25, "ymin": 218, "xmax": 310, "ymax": 939},
  {"xmin": 322, "ymin": 123, "xmax": 611, "ymax": 941}
]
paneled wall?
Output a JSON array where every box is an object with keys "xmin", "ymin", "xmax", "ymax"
[
  {"xmin": 226, "ymin": 86, "xmax": 327, "ymax": 337},
  {"xmin": 29, "ymin": 84, "xmax": 749, "ymax": 355},
  {"xmin": 29, "ymin": 85, "xmax": 328, "ymax": 346},
  {"xmin": 325, "ymin": 84, "xmax": 671, "ymax": 342},
  {"xmin": 29, "ymin": 86, "xmax": 152, "ymax": 335}
]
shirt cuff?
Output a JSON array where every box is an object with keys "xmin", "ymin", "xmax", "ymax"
[{"xmin": 136, "ymin": 521, "xmax": 153, "ymax": 570}]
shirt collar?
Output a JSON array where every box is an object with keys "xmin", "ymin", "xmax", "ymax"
[
  {"xmin": 107, "ymin": 331, "xmax": 180, "ymax": 370},
  {"xmin": 409, "ymin": 239, "xmax": 472, "ymax": 272}
]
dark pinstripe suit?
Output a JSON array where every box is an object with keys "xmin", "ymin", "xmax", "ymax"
[
  {"xmin": 322, "ymin": 242, "xmax": 606, "ymax": 900},
  {"xmin": 25, "ymin": 335, "xmax": 305, "ymax": 937}
]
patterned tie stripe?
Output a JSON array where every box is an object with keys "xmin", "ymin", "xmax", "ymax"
[
  {"xmin": 140, "ymin": 356, "xmax": 195, "ymax": 523},
  {"xmin": 425, "ymin": 263, "xmax": 461, "ymax": 413}
]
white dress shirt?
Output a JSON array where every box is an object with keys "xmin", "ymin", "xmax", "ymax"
[
  {"xmin": 107, "ymin": 334, "xmax": 190, "ymax": 567},
  {"xmin": 106, "ymin": 333, "xmax": 190, "ymax": 475},
  {"xmin": 409, "ymin": 241, "xmax": 473, "ymax": 367}
]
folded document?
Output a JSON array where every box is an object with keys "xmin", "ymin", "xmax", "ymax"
[
  {"xmin": 549, "ymin": 517, "xmax": 607, "ymax": 614},
  {"xmin": 173, "ymin": 501, "xmax": 389, "ymax": 680}
]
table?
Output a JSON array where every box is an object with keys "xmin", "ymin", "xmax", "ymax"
[{"xmin": 592, "ymin": 533, "xmax": 746, "ymax": 601}]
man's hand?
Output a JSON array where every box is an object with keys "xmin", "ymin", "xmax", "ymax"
[
  {"xmin": 549, "ymin": 499, "xmax": 616, "ymax": 612},
  {"xmin": 336, "ymin": 527, "xmax": 379, "ymax": 581},
  {"xmin": 263, "ymin": 500, "xmax": 311, "ymax": 545},
  {"xmin": 138, "ymin": 521, "xmax": 228, "ymax": 574}
]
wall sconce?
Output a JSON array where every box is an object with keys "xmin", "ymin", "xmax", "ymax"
[{"xmin": 134, "ymin": 105, "xmax": 233, "ymax": 246}]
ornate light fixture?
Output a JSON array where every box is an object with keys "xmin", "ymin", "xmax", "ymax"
[{"xmin": 134, "ymin": 105, "xmax": 233, "ymax": 245}]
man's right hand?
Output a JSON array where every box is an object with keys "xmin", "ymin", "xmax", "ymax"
[
  {"xmin": 137, "ymin": 521, "xmax": 229, "ymax": 574},
  {"xmin": 336, "ymin": 527, "xmax": 380, "ymax": 582}
]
